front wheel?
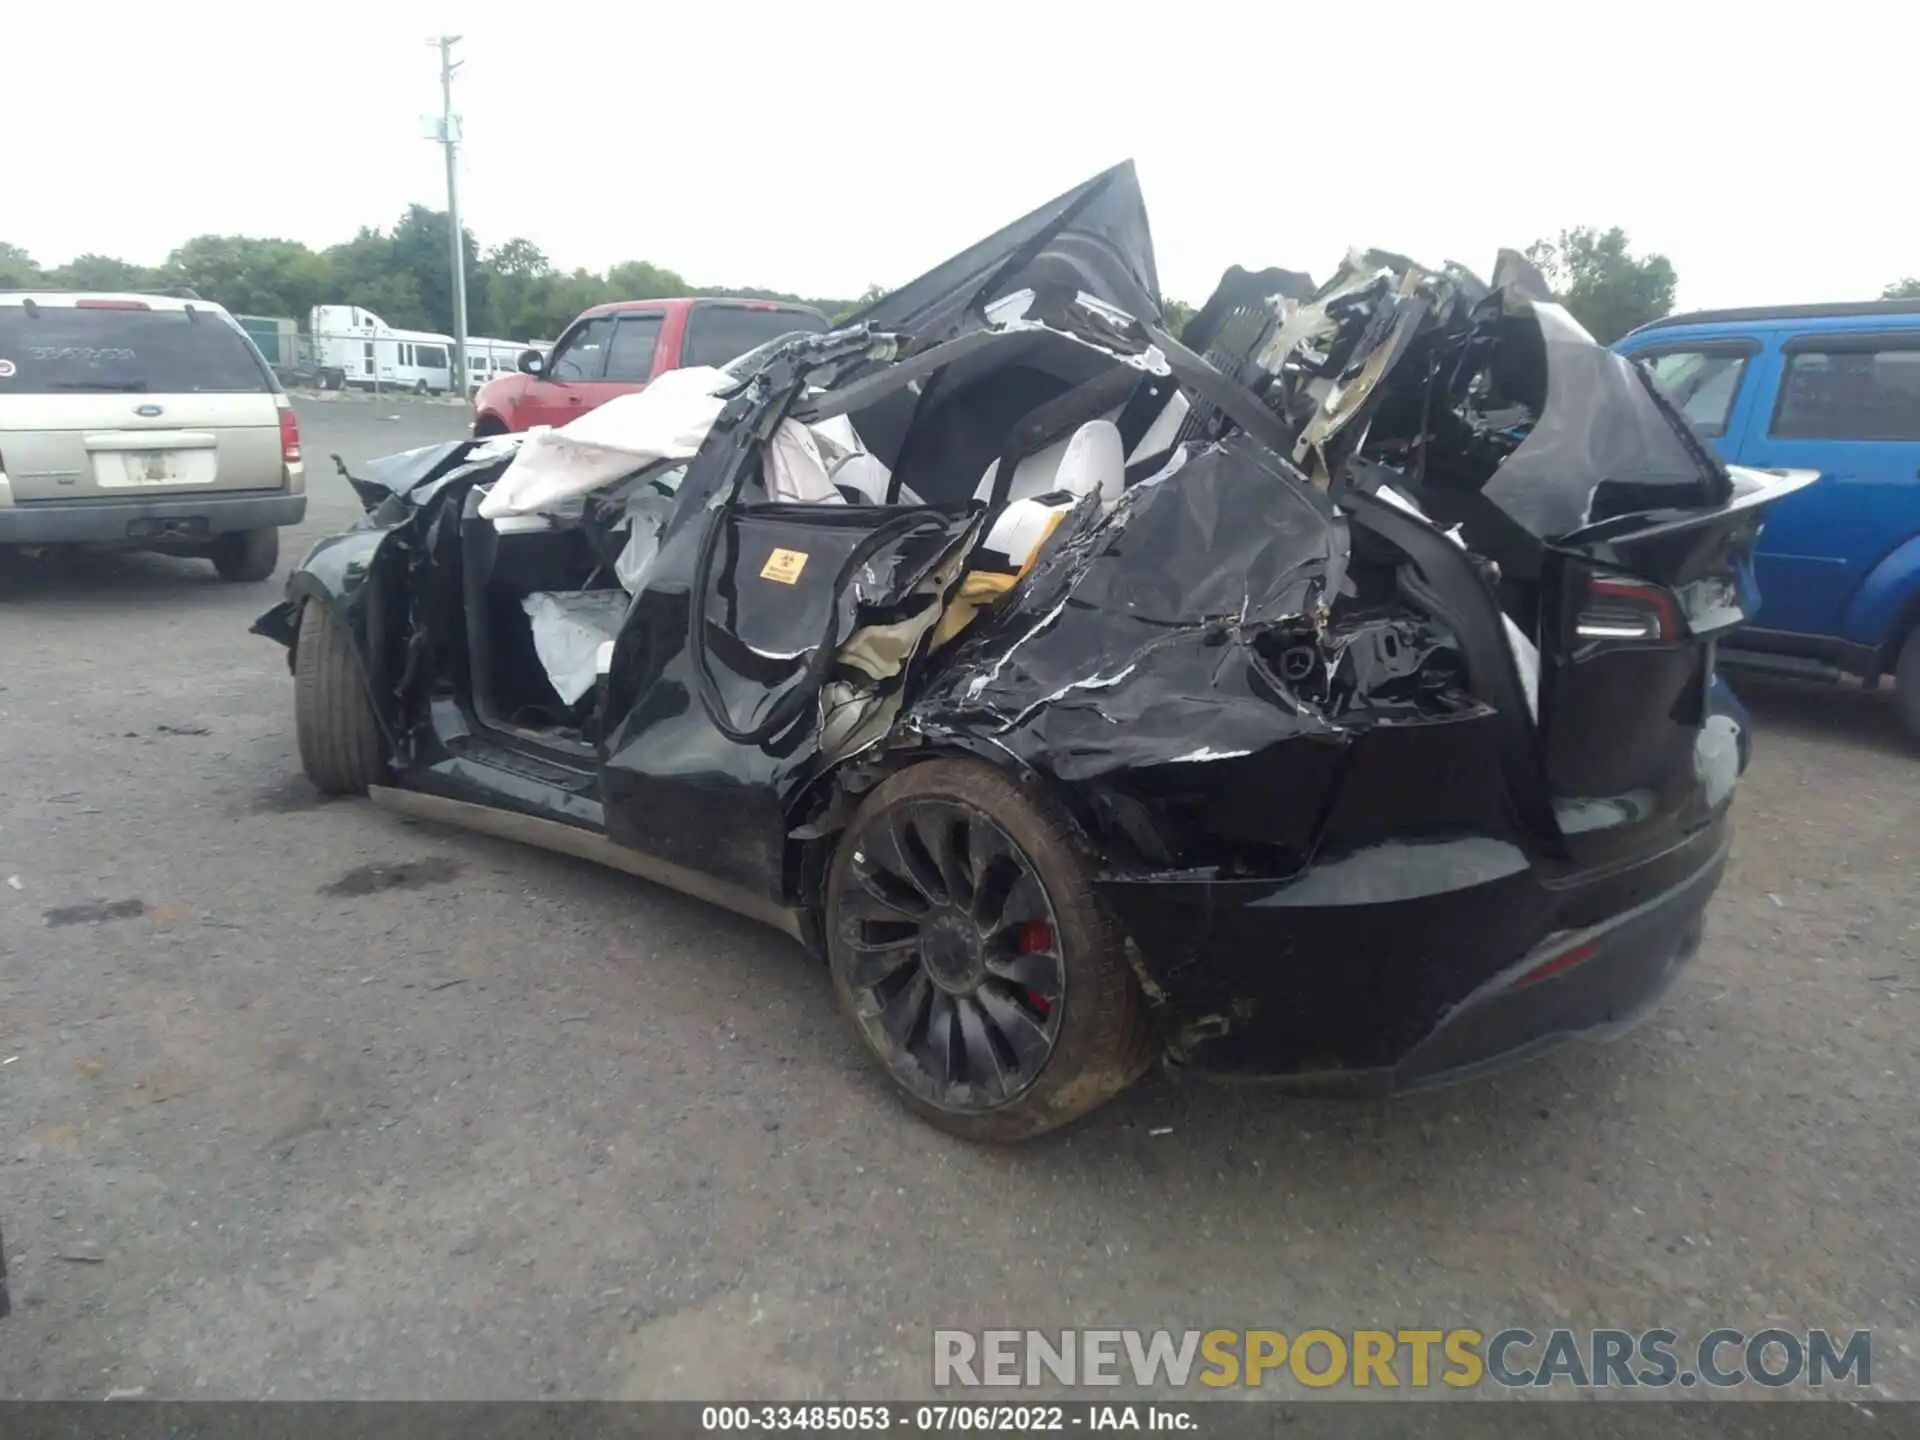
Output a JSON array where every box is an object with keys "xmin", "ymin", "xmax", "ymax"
[
  {"xmin": 293, "ymin": 599, "xmax": 386, "ymax": 794},
  {"xmin": 825, "ymin": 758, "xmax": 1155, "ymax": 1142},
  {"xmin": 1894, "ymin": 625, "xmax": 1920, "ymax": 746},
  {"xmin": 209, "ymin": 527, "xmax": 278, "ymax": 583}
]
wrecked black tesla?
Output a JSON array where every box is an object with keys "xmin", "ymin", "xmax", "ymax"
[{"xmin": 255, "ymin": 162, "xmax": 1808, "ymax": 1140}]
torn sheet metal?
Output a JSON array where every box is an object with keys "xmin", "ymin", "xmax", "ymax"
[
  {"xmin": 1229, "ymin": 249, "xmax": 1731, "ymax": 549},
  {"xmin": 1475, "ymin": 299, "xmax": 1731, "ymax": 537},
  {"xmin": 1373, "ymin": 480, "xmax": 1539, "ymax": 717},
  {"xmin": 820, "ymin": 522, "xmax": 980, "ymax": 762},
  {"xmin": 840, "ymin": 160, "xmax": 1161, "ymax": 347},
  {"xmin": 907, "ymin": 434, "xmax": 1349, "ymax": 785},
  {"xmin": 338, "ymin": 438, "xmax": 480, "ymax": 508}
]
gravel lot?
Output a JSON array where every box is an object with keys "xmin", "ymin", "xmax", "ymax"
[{"xmin": 0, "ymin": 395, "xmax": 1914, "ymax": 1400}]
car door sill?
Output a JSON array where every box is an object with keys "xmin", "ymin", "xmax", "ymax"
[
  {"xmin": 367, "ymin": 785, "xmax": 807, "ymax": 943},
  {"xmin": 471, "ymin": 713, "xmax": 599, "ymax": 764}
]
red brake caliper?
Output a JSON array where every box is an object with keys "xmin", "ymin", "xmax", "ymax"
[{"xmin": 1015, "ymin": 922, "xmax": 1054, "ymax": 1015}]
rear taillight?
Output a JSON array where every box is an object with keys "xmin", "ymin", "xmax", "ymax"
[
  {"xmin": 74, "ymin": 298, "xmax": 151, "ymax": 310},
  {"xmin": 1573, "ymin": 572, "xmax": 1680, "ymax": 645},
  {"xmin": 279, "ymin": 407, "xmax": 302, "ymax": 464}
]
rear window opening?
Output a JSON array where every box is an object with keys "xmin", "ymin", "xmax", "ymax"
[{"xmin": 0, "ymin": 305, "xmax": 274, "ymax": 394}]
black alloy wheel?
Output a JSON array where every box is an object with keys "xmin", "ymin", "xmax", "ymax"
[
  {"xmin": 826, "ymin": 758, "xmax": 1154, "ymax": 1141},
  {"xmin": 840, "ymin": 796, "xmax": 1067, "ymax": 1107}
]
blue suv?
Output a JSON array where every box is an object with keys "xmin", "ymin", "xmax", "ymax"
[{"xmin": 1617, "ymin": 300, "xmax": 1920, "ymax": 742}]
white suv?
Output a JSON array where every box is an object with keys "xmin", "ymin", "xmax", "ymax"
[{"xmin": 0, "ymin": 291, "xmax": 305, "ymax": 581}]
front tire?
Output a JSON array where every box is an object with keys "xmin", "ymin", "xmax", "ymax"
[
  {"xmin": 210, "ymin": 527, "xmax": 278, "ymax": 583},
  {"xmin": 294, "ymin": 599, "xmax": 386, "ymax": 795},
  {"xmin": 1894, "ymin": 625, "xmax": 1920, "ymax": 746},
  {"xmin": 826, "ymin": 758, "xmax": 1155, "ymax": 1142}
]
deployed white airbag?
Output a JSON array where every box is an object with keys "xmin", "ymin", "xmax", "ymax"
[
  {"xmin": 479, "ymin": 367, "xmax": 732, "ymax": 519},
  {"xmin": 762, "ymin": 419, "xmax": 846, "ymax": 505},
  {"xmin": 478, "ymin": 365, "xmax": 877, "ymax": 518},
  {"xmin": 522, "ymin": 590, "xmax": 630, "ymax": 706}
]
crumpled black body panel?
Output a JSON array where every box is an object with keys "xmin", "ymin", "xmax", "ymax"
[
  {"xmin": 250, "ymin": 439, "xmax": 483, "ymax": 647},
  {"xmin": 1478, "ymin": 302, "xmax": 1732, "ymax": 538},
  {"xmin": 597, "ymin": 494, "xmax": 973, "ymax": 902},
  {"xmin": 910, "ymin": 437, "xmax": 1347, "ymax": 784},
  {"xmin": 841, "ymin": 161, "xmax": 1161, "ymax": 347}
]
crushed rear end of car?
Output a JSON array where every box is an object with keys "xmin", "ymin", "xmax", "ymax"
[{"xmin": 815, "ymin": 182, "xmax": 1807, "ymax": 1088}]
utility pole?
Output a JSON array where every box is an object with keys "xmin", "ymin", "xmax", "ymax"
[{"xmin": 433, "ymin": 35, "xmax": 469, "ymax": 395}]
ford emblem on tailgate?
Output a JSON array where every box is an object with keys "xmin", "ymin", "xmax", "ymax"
[{"xmin": 135, "ymin": 403, "xmax": 164, "ymax": 417}]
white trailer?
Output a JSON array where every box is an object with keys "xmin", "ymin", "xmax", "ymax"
[
  {"xmin": 460, "ymin": 336, "xmax": 530, "ymax": 393},
  {"xmin": 310, "ymin": 305, "xmax": 456, "ymax": 394}
]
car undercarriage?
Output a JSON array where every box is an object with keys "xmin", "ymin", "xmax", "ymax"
[{"xmin": 256, "ymin": 161, "xmax": 1808, "ymax": 1139}]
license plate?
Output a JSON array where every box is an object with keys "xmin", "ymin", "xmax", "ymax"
[{"xmin": 95, "ymin": 450, "xmax": 216, "ymax": 488}]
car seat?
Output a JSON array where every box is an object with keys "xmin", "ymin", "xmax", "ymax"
[
  {"xmin": 971, "ymin": 418, "xmax": 1127, "ymax": 508},
  {"xmin": 925, "ymin": 421, "xmax": 1126, "ymax": 655}
]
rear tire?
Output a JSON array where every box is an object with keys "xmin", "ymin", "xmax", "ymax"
[
  {"xmin": 294, "ymin": 598, "xmax": 386, "ymax": 795},
  {"xmin": 414, "ymin": 378, "xmax": 429, "ymax": 396},
  {"xmin": 825, "ymin": 758, "xmax": 1155, "ymax": 1142},
  {"xmin": 1894, "ymin": 625, "xmax": 1920, "ymax": 746},
  {"xmin": 210, "ymin": 527, "xmax": 279, "ymax": 583}
]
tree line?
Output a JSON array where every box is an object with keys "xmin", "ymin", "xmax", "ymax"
[
  {"xmin": 7, "ymin": 204, "xmax": 1907, "ymax": 349},
  {"xmin": 1525, "ymin": 228, "xmax": 1920, "ymax": 337},
  {"xmin": 0, "ymin": 206, "xmax": 863, "ymax": 342}
]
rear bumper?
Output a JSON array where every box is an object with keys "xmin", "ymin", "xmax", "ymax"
[
  {"xmin": 1380, "ymin": 841, "xmax": 1721, "ymax": 1094},
  {"xmin": 1103, "ymin": 812, "xmax": 1731, "ymax": 1093},
  {"xmin": 0, "ymin": 490, "xmax": 305, "ymax": 545}
]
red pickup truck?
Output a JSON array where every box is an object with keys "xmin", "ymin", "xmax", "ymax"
[{"xmin": 471, "ymin": 296, "xmax": 829, "ymax": 436}]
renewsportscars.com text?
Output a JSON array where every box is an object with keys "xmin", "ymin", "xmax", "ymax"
[{"xmin": 932, "ymin": 1327, "xmax": 1871, "ymax": 1391}]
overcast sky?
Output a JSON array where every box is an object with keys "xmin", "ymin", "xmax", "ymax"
[{"xmin": 10, "ymin": 1, "xmax": 1915, "ymax": 312}]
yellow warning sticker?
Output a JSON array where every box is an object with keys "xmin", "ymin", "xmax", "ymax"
[{"xmin": 760, "ymin": 547, "xmax": 809, "ymax": 584}]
